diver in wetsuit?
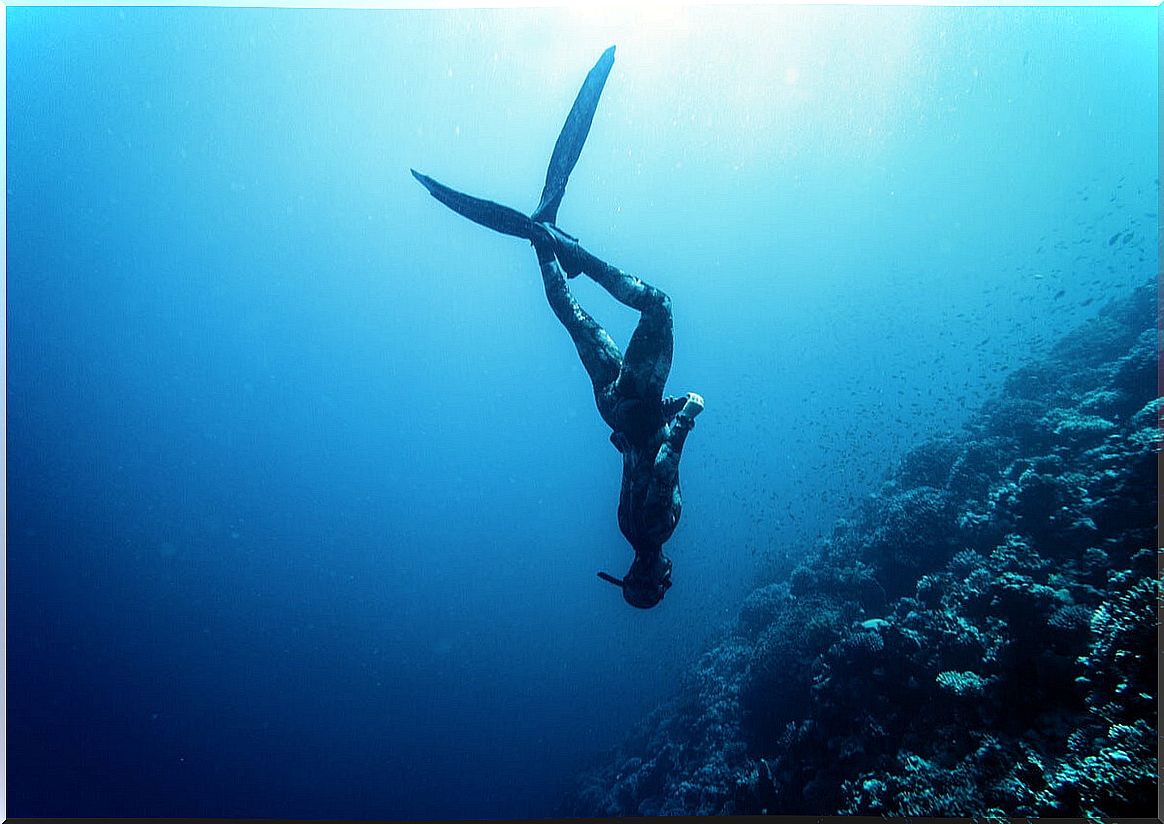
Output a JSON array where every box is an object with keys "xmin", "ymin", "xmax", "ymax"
[
  {"xmin": 411, "ymin": 46, "xmax": 703, "ymax": 608},
  {"xmin": 528, "ymin": 222, "xmax": 704, "ymax": 609}
]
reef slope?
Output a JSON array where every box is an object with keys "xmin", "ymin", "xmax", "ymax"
[{"xmin": 563, "ymin": 282, "xmax": 1159, "ymax": 818}]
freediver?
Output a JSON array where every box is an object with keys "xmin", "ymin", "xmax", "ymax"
[
  {"xmin": 526, "ymin": 222, "xmax": 704, "ymax": 608},
  {"xmin": 411, "ymin": 46, "xmax": 703, "ymax": 608}
]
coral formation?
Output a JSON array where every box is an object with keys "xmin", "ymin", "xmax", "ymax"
[{"xmin": 562, "ymin": 282, "xmax": 1158, "ymax": 817}]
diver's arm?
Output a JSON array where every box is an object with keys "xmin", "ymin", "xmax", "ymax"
[
  {"xmin": 646, "ymin": 415, "xmax": 692, "ymax": 508},
  {"xmin": 645, "ymin": 394, "xmax": 702, "ymax": 509}
]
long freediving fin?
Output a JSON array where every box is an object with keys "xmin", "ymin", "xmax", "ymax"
[
  {"xmin": 411, "ymin": 169, "xmax": 535, "ymax": 239},
  {"xmin": 531, "ymin": 45, "xmax": 616, "ymax": 224},
  {"xmin": 413, "ymin": 46, "xmax": 616, "ymax": 236}
]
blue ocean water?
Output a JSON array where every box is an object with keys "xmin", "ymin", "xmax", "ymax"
[{"xmin": 5, "ymin": 5, "xmax": 1157, "ymax": 819}]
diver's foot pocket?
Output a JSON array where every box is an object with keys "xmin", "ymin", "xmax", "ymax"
[{"xmin": 542, "ymin": 223, "xmax": 586, "ymax": 278}]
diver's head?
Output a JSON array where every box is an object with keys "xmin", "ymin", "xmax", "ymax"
[{"xmin": 597, "ymin": 550, "xmax": 672, "ymax": 609}]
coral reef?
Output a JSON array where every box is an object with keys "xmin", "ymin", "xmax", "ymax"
[{"xmin": 562, "ymin": 282, "xmax": 1159, "ymax": 817}]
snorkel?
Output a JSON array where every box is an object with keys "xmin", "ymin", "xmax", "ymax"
[{"xmin": 597, "ymin": 571, "xmax": 625, "ymax": 589}]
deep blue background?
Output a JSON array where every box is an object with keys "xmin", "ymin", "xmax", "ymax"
[{"xmin": 6, "ymin": 6, "xmax": 1157, "ymax": 818}]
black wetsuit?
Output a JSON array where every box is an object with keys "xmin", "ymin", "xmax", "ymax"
[
  {"xmin": 613, "ymin": 395, "xmax": 691, "ymax": 549},
  {"xmin": 534, "ymin": 242, "xmax": 696, "ymax": 565}
]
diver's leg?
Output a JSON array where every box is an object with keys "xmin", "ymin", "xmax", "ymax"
[
  {"xmin": 536, "ymin": 249, "xmax": 623, "ymax": 396},
  {"xmin": 551, "ymin": 232, "xmax": 662, "ymax": 313},
  {"xmin": 541, "ymin": 227, "xmax": 674, "ymax": 399},
  {"xmin": 616, "ymin": 279, "xmax": 673, "ymax": 402}
]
